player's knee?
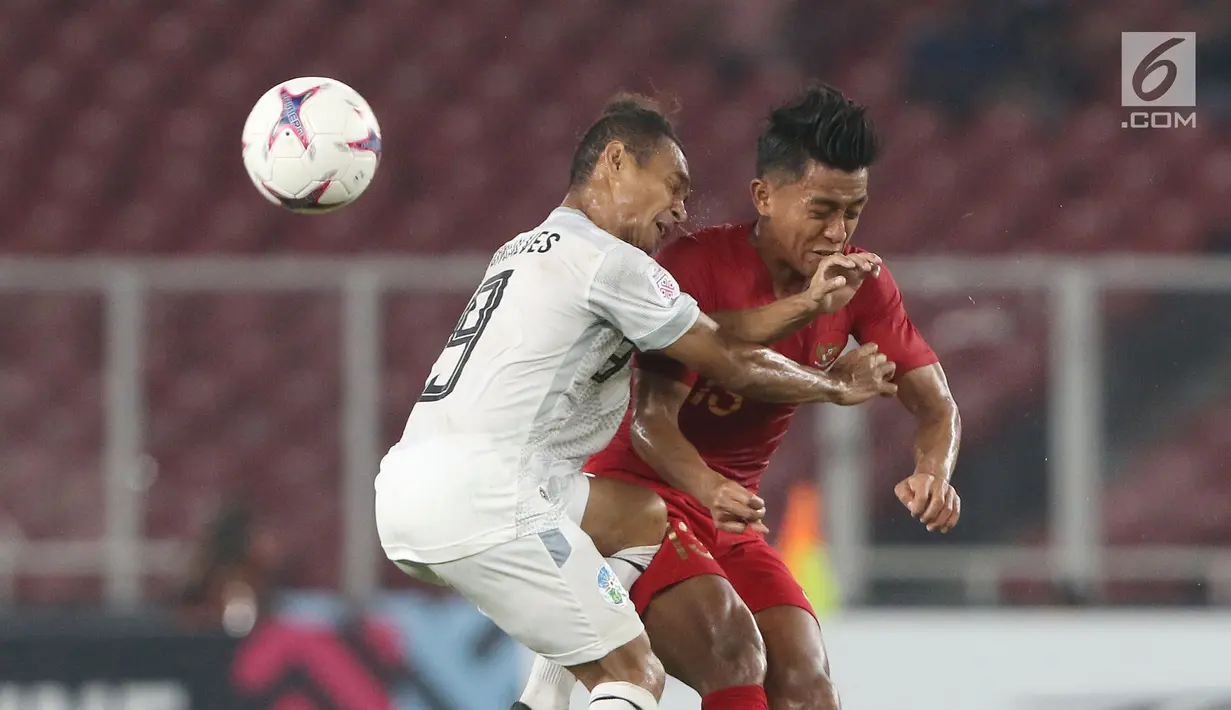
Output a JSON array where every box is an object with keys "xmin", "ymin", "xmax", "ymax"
[
  {"xmin": 602, "ymin": 651, "xmax": 665, "ymax": 698},
  {"xmin": 582, "ymin": 480, "xmax": 669, "ymax": 554},
  {"xmin": 632, "ymin": 492, "xmax": 668, "ymax": 541},
  {"xmin": 587, "ymin": 633, "xmax": 666, "ymax": 697},
  {"xmin": 769, "ymin": 657, "xmax": 838, "ymax": 709},
  {"xmin": 613, "ymin": 485, "xmax": 669, "ymax": 549}
]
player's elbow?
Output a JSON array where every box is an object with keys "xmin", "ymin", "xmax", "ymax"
[
  {"xmin": 916, "ymin": 391, "xmax": 961, "ymax": 444},
  {"xmin": 922, "ymin": 389, "xmax": 960, "ymax": 426},
  {"xmin": 946, "ymin": 399, "xmax": 962, "ymax": 436}
]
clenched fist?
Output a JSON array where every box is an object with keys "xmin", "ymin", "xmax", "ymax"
[
  {"xmin": 895, "ymin": 472, "xmax": 961, "ymax": 533},
  {"xmin": 830, "ymin": 342, "xmax": 898, "ymax": 404},
  {"xmin": 701, "ymin": 479, "xmax": 770, "ymax": 535}
]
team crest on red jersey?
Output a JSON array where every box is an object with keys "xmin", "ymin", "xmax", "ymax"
[{"xmin": 814, "ymin": 342, "xmax": 843, "ymax": 370}]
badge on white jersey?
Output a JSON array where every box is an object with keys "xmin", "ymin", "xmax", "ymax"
[{"xmin": 649, "ymin": 265, "xmax": 681, "ymax": 305}]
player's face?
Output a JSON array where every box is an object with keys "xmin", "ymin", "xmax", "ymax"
[
  {"xmin": 606, "ymin": 138, "xmax": 691, "ymax": 253},
  {"xmin": 752, "ymin": 161, "xmax": 869, "ymax": 277}
]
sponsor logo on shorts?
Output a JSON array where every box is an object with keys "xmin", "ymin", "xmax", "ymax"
[{"xmin": 596, "ymin": 563, "xmax": 629, "ymax": 606}]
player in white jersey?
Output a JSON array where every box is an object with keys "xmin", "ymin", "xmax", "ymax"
[{"xmin": 374, "ymin": 94, "xmax": 896, "ymax": 710}]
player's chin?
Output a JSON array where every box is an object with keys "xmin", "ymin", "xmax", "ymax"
[
  {"xmin": 801, "ymin": 253, "xmax": 827, "ymax": 277},
  {"xmin": 639, "ymin": 225, "xmax": 667, "ymax": 253}
]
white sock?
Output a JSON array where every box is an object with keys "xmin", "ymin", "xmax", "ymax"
[
  {"xmin": 519, "ymin": 654, "xmax": 575, "ymax": 710},
  {"xmin": 606, "ymin": 544, "xmax": 659, "ymax": 590},
  {"xmin": 589, "ymin": 681, "xmax": 657, "ymax": 709}
]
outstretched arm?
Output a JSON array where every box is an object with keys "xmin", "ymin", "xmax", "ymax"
[
  {"xmin": 709, "ymin": 252, "xmax": 882, "ymax": 345},
  {"xmin": 655, "ymin": 313, "xmax": 896, "ymax": 405},
  {"xmin": 708, "ymin": 296, "xmax": 828, "ymax": 347}
]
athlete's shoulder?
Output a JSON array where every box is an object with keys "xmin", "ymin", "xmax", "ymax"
[
  {"xmin": 539, "ymin": 206, "xmax": 611, "ymax": 246},
  {"xmin": 491, "ymin": 207, "xmax": 629, "ymax": 272},
  {"xmin": 849, "ymin": 246, "xmax": 905, "ymax": 312}
]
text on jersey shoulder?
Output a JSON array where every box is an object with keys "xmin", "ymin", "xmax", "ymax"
[{"xmin": 490, "ymin": 231, "xmax": 561, "ymax": 268}]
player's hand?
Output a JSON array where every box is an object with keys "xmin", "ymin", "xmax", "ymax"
[
  {"xmin": 703, "ymin": 480, "xmax": 770, "ymax": 535},
  {"xmin": 894, "ymin": 472, "xmax": 961, "ymax": 532},
  {"xmin": 805, "ymin": 252, "xmax": 882, "ymax": 315},
  {"xmin": 830, "ymin": 343, "xmax": 898, "ymax": 404}
]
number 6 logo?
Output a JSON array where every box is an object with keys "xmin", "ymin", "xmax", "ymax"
[
  {"xmin": 1132, "ymin": 37, "xmax": 1185, "ymax": 102},
  {"xmin": 1121, "ymin": 33, "xmax": 1196, "ymax": 108}
]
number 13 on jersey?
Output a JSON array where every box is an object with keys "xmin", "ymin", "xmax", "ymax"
[{"xmin": 420, "ymin": 270, "xmax": 513, "ymax": 402}]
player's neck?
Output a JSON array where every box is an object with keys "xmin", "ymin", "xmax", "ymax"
[
  {"xmin": 561, "ymin": 190, "xmax": 631, "ymax": 245},
  {"xmin": 750, "ymin": 221, "xmax": 807, "ymax": 297}
]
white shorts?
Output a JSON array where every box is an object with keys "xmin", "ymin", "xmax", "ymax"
[{"xmin": 392, "ymin": 491, "xmax": 642, "ymax": 667}]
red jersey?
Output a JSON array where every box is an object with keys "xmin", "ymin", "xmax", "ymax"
[{"xmin": 586, "ymin": 223, "xmax": 938, "ymax": 495}]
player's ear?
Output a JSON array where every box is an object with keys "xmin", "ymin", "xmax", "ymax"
[
  {"xmin": 750, "ymin": 178, "xmax": 771, "ymax": 217},
  {"xmin": 603, "ymin": 141, "xmax": 627, "ymax": 174}
]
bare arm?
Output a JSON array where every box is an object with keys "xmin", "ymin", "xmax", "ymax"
[
  {"xmin": 655, "ymin": 313, "xmax": 897, "ymax": 405},
  {"xmin": 709, "ymin": 295, "xmax": 824, "ymax": 346},
  {"xmin": 628, "ymin": 368, "xmax": 767, "ymax": 533},
  {"xmin": 628, "ymin": 370, "xmax": 728, "ymax": 503},
  {"xmin": 898, "ymin": 363, "xmax": 961, "ymax": 481},
  {"xmin": 892, "ymin": 362, "xmax": 963, "ymax": 532},
  {"xmin": 709, "ymin": 252, "xmax": 883, "ymax": 346}
]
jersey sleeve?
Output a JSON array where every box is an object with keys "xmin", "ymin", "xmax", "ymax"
[
  {"xmin": 654, "ymin": 236, "xmax": 719, "ymax": 311},
  {"xmin": 849, "ymin": 264, "xmax": 939, "ymax": 377},
  {"xmin": 631, "ymin": 237, "xmax": 715, "ymax": 387},
  {"xmin": 586, "ymin": 243, "xmax": 701, "ymax": 353}
]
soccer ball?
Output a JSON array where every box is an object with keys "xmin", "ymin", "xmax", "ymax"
[{"xmin": 241, "ymin": 77, "xmax": 382, "ymax": 213}]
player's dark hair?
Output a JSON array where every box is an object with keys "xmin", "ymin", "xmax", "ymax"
[
  {"xmin": 756, "ymin": 83, "xmax": 881, "ymax": 180},
  {"xmin": 569, "ymin": 92, "xmax": 681, "ymax": 187}
]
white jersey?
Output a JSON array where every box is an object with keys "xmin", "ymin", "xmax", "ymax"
[{"xmin": 375, "ymin": 207, "xmax": 700, "ymax": 563}]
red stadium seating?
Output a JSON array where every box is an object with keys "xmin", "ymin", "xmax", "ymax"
[{"xmin": 0, "ymin": 0, "xmax": 1226, "ymax": 601}]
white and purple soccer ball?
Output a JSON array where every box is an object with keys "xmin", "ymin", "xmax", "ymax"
[{"xmin": 241, "ymin": 77, "xmax": 382, "ymax": 213}]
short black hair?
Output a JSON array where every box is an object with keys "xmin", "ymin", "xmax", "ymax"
[
  {"xmin": 756, "ymin": 83, "xmax": 881, "ymax": 180},
  {"xmin": 569, "ymin": 92, "xmax": 681, "ymax": 187}
]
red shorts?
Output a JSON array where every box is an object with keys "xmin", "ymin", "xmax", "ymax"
[{"xmin": 599, "ymin": 470, "xmax": 815, "ymax": 619}]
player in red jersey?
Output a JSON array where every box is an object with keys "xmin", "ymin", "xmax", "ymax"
[{"xmin": 516, "ymin": 84, "xmax": 961, "ymax": 710}]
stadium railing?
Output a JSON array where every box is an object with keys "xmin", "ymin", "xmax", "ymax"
[{"xmin": 1, "ymin": 255, "xmax": 1229, "ymax": 607}]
